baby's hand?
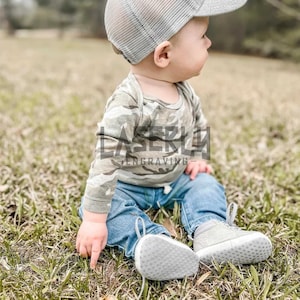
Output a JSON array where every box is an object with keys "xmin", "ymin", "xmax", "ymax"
[
  {"xmin": 76, "ymin": 211, "xmax": 108, "ymax": 269},
  {"xmin": 185, "ymin": 160, "xmax": 213, "ymax": 180}
]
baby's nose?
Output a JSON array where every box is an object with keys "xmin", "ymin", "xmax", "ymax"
[{"xmin": 206, "ymin": 37, "xmax": 212, "ymax": 49}]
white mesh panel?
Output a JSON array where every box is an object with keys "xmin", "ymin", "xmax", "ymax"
[{"xmin": 104, "ymin": 0, "xmax": 247, "ymax": 64}]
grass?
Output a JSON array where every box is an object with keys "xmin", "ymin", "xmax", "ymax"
[{"xmin": 0, "ymin": 38, "xmax": 299, "ymax": 300}]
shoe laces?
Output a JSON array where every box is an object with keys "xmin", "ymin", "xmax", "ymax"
[
  {"xmin": 135, "ymin": 216, "xmax": 146, "ymax": 240},
  {"xmin": 226, "ymin": 202, "xmax": 238, "ymax": 226}
]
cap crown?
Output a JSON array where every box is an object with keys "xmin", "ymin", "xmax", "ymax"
[{"xmin": 105, "ymin": 0, "xmax": 247, "ymax": 64}]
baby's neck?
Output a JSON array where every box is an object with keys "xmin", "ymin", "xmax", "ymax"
[{"xmin": 133, "ymin": 73, "xmax": 179, "ymax": 104}]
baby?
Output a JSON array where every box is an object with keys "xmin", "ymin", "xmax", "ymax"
[{"xmin": 76, "ymin": 0, "xmax": 272, "ymax": 281}]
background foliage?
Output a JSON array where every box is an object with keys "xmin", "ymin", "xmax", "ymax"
[{"xmin": 0, "ymin": 0, "xmax": 299, "ymax": 61}]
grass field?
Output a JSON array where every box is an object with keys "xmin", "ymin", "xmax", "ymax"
[{"xmin": 0, "ymin": 38, "xmax": 299, "ymax": 300}]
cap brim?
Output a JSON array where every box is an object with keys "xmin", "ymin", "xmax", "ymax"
[{"xmin": 195, "ymin": 0, "xmax": 247, "ymax": 16}]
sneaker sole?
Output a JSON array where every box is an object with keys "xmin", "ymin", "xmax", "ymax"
[
  {"xmin": 196, "ymin": 232, "xmax": 272, "ymax": 265},
  {"xmin": 135, "ymin": 234, "xmax": 199, "ymax": 281}
]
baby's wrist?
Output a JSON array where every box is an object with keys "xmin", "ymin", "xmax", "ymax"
[{"xmin": 83, "ymin": 209, "xmax": 107, "ymax": 223}]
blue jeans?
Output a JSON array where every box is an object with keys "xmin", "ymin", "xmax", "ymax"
[{"xmin": 79, "ymin": 173, "xmax": 227, "ymax": 258}]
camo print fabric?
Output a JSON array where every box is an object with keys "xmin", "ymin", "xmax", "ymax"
[{"xmin": 83, "ymin": 73, "xmax": 208, "ymax": 213}]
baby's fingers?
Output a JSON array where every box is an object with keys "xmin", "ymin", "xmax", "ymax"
[
  {"xmin": 90, "ymin": 241, "xmax": 102, "ymax": 269},
  {"xmin": 205, "ymin": 164, "xmax": 213, "ymax": 174},
  {"xmin": 198, "ymin": 161, "xmax": 207, "ymax": 173},
  {"xmin": 185, "ymin": 163, "xmax": 192, "ymax": 175},
  {"xmin": 189, "ymin": 166, "xmax": 198, "ymax": 180},
  {"xmin": 78, "ymin": 243, "xmax": 90, "ymax": 258}
]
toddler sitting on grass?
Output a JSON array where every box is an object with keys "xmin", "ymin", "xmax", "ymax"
[{"xmin": 76, "ymin": 0, "xmax": 272, "ymax": 281}]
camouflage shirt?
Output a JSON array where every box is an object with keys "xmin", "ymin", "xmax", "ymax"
[{"xmin": 83, "ymin": 73, "xmax": 208, "ymax": 214}]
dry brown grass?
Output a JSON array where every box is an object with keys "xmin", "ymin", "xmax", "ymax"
[{"xmin": 0, "ymin": 38, "xmax": 299, "ymax": 299}]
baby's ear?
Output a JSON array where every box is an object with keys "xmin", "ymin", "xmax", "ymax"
[{"xmin": 153, "ymin": 41, "xmax": 172, "ymax": 68}]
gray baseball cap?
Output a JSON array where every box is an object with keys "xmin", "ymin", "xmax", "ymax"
[{"xmin": 105, "ymin": 0, "xmax": 248, "ymax": 64}]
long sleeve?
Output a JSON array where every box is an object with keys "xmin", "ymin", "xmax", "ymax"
[
  {"xmin": 189, "ymin": 85, "xmax": 209, "ymax": 160},
  {"xmin": 83, "ymin": 91, "xmax": 140, "ymax": 214}
]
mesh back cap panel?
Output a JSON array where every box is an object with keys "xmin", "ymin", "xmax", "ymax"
[{"xmin": 105, "ymin": 0, "xmax": 247, "ymax": 64}]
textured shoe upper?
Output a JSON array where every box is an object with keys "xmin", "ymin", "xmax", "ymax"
[{"xmin": 193, "ymin": 219, "xmax": 264, "ymax": 251}]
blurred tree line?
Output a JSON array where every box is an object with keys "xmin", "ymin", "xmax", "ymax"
[
  {"xmin": 208, "ymin": 0, "xmax": 300, "ymax": 61},
  {"xmin": 0, "ymin": 0, "xmax": 299, "ymax": 61},
  {"xmin": 0, "ymin": 0, "xmax": 106, "ymax": 37}
]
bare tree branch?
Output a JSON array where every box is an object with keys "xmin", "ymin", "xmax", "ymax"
[{"xmin": 266, "ymin": 0, "xmax": 300, "ymax": 20}]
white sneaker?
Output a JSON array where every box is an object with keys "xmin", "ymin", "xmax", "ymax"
[
  {"xmin": 135, "ymin": 234, "xmax": 199, "ymax": 281},
  {"xmin": 194, "ymin": 203, "xmax": 272, "ymax": 265}
]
